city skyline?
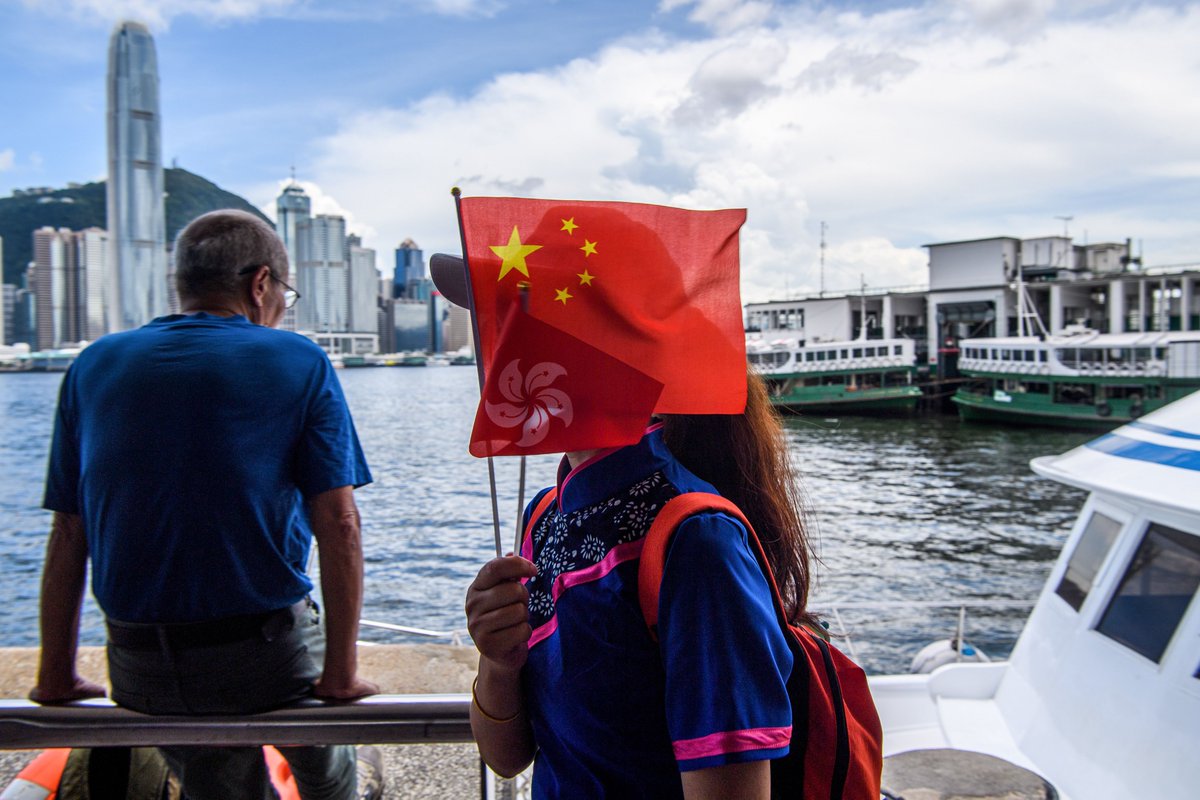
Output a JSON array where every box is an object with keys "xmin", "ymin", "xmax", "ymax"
[{"xmin": 1, "ymin": 1, "xmax": 1199, "ymax": 302}]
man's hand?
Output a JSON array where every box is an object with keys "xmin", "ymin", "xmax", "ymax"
[
  {"xmin": 29, "ymin": 675, "xmax": 107, "ymax": 705},
  {"xmin": 312, "ymin": 674, "xmax": 379, "ymax": 702}
]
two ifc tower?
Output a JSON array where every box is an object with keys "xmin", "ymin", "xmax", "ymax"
[{"xmin": 106, "ymin": 21, "xmax": 167, "ymax": 332}]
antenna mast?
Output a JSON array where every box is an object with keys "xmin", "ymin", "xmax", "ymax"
[{"xmin": 819, "ymin": 221, "xmax": 827, "ymax": 297}]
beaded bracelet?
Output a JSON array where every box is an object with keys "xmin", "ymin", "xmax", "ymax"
[{"xmin": 472, "ymin": 676, "xmax": 521, "ymax": 724}]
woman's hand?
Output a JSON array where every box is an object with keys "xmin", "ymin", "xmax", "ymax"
[{"xmin": 466, "ymin": 555, "xmax": 538, "ymax": 674}]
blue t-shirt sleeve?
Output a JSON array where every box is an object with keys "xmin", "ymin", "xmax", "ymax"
[
  {"xmin": 293, "ymin": 357, "xmax": 372, "ymax": 497},
  {"xmin": 658, "ymin": 512, "xmax": 793, "ymax": 772},
  {"xmin": 43, "ymin": 370, "xmax": 80, "ymax": 514}
]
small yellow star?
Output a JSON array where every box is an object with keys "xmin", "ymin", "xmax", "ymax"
[
  {"xmin": 580, "ymin": 239, "xmax": 598, "ymax": 257},
  {"xmin": 560, "ymin": 217, "xmax": 578, "ymax": 235},
  {"xmin": 577, "ymin": 269, "xmax": 594, "ymax": 286},
  {"xmin": 554, "ymin": 287, "xmax": 573, "ymax": 305},
  {"xmin": 490, "ymin": 227, "xmax": 542, "ymax": 281}
]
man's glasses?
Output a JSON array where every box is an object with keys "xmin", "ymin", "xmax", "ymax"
[{"xmin": 238, "ymin": 265, "xmax": 301, "ymax": 309}]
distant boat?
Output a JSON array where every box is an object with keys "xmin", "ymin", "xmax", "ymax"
[
  {"xmin": 953, "ymin": 326, "xmax": 1200, "ymax": 429},
  {"xmin": 747, "ymin": 334, "xmax": 922, "ymax": 414}
]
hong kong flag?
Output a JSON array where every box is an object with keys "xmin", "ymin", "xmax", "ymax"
[
  {"xmin": 458, "ymin": 196, "xmax": 747, "ymax": 415},
  {"xmin": 470, "ymin": 308, "xmax": 664, "ymax": 457}
]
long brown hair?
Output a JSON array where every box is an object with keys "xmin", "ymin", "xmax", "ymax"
[{"xmin": 659, "ymin": 370, "xmax": 815, "ymax": 625}]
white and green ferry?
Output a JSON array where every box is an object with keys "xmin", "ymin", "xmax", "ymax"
[
  {"xmin": 747, "ymin": 335, "xmax": 923, "ymax": 414},
  {"xmin": 953, "ymin": 326, "xmax": 1200, "ymax": 429}
]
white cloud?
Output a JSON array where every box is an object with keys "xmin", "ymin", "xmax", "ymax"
[
  {"xmin": 0, "ymin": 149, "xmax": 14, "ymax": 171},
  {"xmin": 297, "ymin": 1, "xmax": 1200, "ymax": 302}
]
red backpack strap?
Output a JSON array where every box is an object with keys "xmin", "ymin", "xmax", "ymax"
[
  {"xmin": 638, "ymin": 492, "xmax": 789, "ymax": 640},
  {"xmin": 521, "ymin": 488, "xmax": 558, "ymax": 560}
]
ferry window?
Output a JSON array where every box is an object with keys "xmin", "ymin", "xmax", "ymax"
[
  {"xmin": 840, "ymin": 349, "xmax": 849, "ymax": 359},
  {"xmin": 990, "ymin": 349, "xmax": 998, "ymax": 359},
  {"xmin": 1002, "ymin": 349, "xmax": 1011, "ymax": 359},
  {"xmin": 805, "ymin": 352, "xmax": 814, "ymax": 362},
  {"xmin": 1155, "ymin": 348, "xmax": 1166, "ymax": 360},
  {"xmin": 894, "ymin": 345, "xmax": 903, "ymax": 356},
  {"xmin": 1056, "ymin": 511, "xmax": 1122, "ymax": 611},
  {"xmin": 853, "ymin": 348, "xmax": 863, "ymax": 358},
  {"xmin": 1039, "ymin": 350, "xmax": 1047, "ymax": 362},
  {"xmin": 1135, "ymin": 347, "xmax": 1152, "ymax": 363},
  {"xmin": 1096, "ymin": 523, "xmax": 1200, "ymax": 663},
  {"xmin": 1024, "ymin": 350, "xmax": 1035, "ymax": 361}
]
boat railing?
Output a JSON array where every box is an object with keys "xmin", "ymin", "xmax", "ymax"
[
  {"xmin": 809, "ymin": 599, "xmax": 1037, "ymax": 666},
  {"xmin": 358, "ymin": 618, "xmax": 469, "ymax": 646}
]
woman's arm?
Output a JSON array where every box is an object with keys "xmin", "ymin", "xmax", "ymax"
[
  {"xmin": 682, "ymin": 761, "xmax": 771, "ymax": 799},
  {"xmin": 466, "ymin": 555, "xmax": 539, "ymax": 777}
]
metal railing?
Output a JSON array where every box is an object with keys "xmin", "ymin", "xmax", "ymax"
[{"xmin": 0, "ymin": 694, "xmax": 473, "ymax": 750}]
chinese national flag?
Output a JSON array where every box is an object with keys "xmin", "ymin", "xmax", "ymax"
[
  {"xmin": 470, "ymin": 308, "xmax": 664, "ymax": 457},
  {"xmin": 458, "ymin": 196, "xmax": 747, "ymax": 414}
]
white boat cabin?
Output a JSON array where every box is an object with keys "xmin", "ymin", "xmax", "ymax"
[
  {"xmin": 746, "ymin": 336, "xmax": 916, "ymax": 376},
  {"xmin": 870, "ymin": 391, "xmax": 1200, "ymax": 800},
  {"xmin": 958, "ymin": 327, "xmax": 1200, "ymax": 380}
]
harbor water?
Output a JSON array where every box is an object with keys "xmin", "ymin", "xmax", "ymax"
[{"xmin": 0, "ymin": 367, "xmax": 1091, "ymax": 674}]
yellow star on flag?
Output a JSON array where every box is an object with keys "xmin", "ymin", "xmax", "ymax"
[
  {"xmin": 490, "ymin": 226, "xmax": 542, "ymax": 281},
  {"xmin": 580, "ymin": 239, "xmax": 598, "ymax": 257},
  {"xmin": 577, "ymin": 269, "xmax": 594, "ymax": 286},
  {"xmin": 560, "ymin": 217, "xmax": 578, "ymax": 235},
  {"xmin": 554, "ymin": 287, "xmax": 573, "ymax": 305}
]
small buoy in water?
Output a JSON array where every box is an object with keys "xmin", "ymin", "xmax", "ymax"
[{"xmin": 909, "ymin": 639, "xmax": 990, "ymax": 674}]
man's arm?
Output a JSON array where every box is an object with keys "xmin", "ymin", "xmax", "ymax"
[
  {"xmin": 30, "ymin": 511, "xmax": 105, "ymax": 704},
  {"xmin": 307, "ymin": 485, "xmax": 378, "ymax": 700}
]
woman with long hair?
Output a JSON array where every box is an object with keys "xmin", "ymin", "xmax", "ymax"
[{"xmin": 466, "ymin": 369, "xmax": 814, "ymax": 798}]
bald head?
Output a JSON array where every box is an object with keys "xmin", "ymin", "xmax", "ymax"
[{"xmin": 173, "ymin": 209, "xmax": 288, "ymax": 303}]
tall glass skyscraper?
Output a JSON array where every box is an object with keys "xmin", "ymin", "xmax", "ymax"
[
  {"xmin": 276, "ymin": 181, "xmax": 311, "ymax": 272},
  {"xmin": 107, "ymin": 21, "xmax": 166, "ymax": 331}
]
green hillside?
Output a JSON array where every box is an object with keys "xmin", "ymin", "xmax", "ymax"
[{"xmin": 0, "ymin": 168, "xmax": 272, "ymax": 286}]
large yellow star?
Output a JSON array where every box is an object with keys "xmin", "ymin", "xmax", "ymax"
[
  {"xmin": 580, "ymin": 239, "xmax": 598, "ymax": 257},
  {"xmin": 490, "ymin": 227, "xmax": 542, "ymax": 281},
  {"xmin": 577, "ymin": 269, "xmax": 594, "ymax": 286},
  {"xmin": 560, "ymin": 217, "xmax": 578, "ymax": 235},
  {"xmin": 554, "ymin": 287, "xmax": 573, "ymax": 305}
]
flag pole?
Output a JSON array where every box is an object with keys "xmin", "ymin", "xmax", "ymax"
[
  {"xmin": 452, "ymin": 187, "xmax": 504, "ymax": 557},
  {"xmin": 514, "ymin": 284, "xmax": 531, "ymax": 553}
]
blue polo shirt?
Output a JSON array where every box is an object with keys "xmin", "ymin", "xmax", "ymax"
[
  {"xmin": 519, "ymin": 425, "xmax": 792, "ymax": 798},
  {"xmin": 43, "ymin": 313, "xmax": 372, "ymax": 623}
]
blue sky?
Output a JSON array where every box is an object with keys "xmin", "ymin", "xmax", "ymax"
[{"xmin": 2, "ymin": 0, "xmax": 1198, "ymax": 300}]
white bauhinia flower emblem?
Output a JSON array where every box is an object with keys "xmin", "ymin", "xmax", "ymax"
[{"xmin": 485, "ymin": 360, "xmax": 574, "ymax": 447}]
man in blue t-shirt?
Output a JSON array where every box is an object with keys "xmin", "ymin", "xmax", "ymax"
[{"xmin": 31, "ymin": 210, "xmax": 382, "ymax": 800}]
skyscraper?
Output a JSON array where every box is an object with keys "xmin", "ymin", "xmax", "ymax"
[
  {"xmin": 296, "ymin": 214, "xmax": 348, "ymax": 332},
  {"xmin": 33, "ymin": 227, "xmax": 76, "ymax": 350},
  {"xmin": 107, "ymin": 21, "xmax": 166, "ymax": 332},
  {"xmin": 277, "ymin": 181, "xmax": 311, "ymax": 272},
  {"xmin": 394, "ymin": 239, "xmax": 426, "ymax": 299}
]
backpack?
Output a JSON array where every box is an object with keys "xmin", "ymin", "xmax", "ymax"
[{"xmin": 638, "ymin": 492, "xmax": 883, "ymax": 799}]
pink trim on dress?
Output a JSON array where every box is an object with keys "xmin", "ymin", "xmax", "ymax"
[
  {"xmin": 527, "ymin": 538, "xmax": 645, "ymax": 648},
  {"xmin": 672, "ymin": 726, "xmax": 792, "ymax": 761}
]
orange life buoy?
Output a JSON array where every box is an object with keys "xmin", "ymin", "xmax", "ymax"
[{"xmin": 1, "ymin": 748, "xmax": 70, "ymax": 799}]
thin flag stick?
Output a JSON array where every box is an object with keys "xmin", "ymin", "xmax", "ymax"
[
  {"xmin": 514, "ymin": 282, "xmax": 531, "ymax": 554},
  {"xmin": 452, "ymin": 187, "xmax": 503, "ymax": 557}
]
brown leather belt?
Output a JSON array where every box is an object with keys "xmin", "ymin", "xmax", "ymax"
[{"xmin": 106, "ymin": 599, "xmax": 310, "ymax": 650}]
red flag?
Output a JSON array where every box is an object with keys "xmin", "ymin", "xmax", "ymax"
[
  {"xmin": 470, "ymin": 308, "xmax": 664, "ymax": 457},
  {"xmin": 458, "ymin": 197, "xmax": 747, "ymax": 414}
]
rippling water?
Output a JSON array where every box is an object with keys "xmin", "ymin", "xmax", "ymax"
[{"xmin": 0, "ymin": 367, "xmax": 1091, "ymax": 673}]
